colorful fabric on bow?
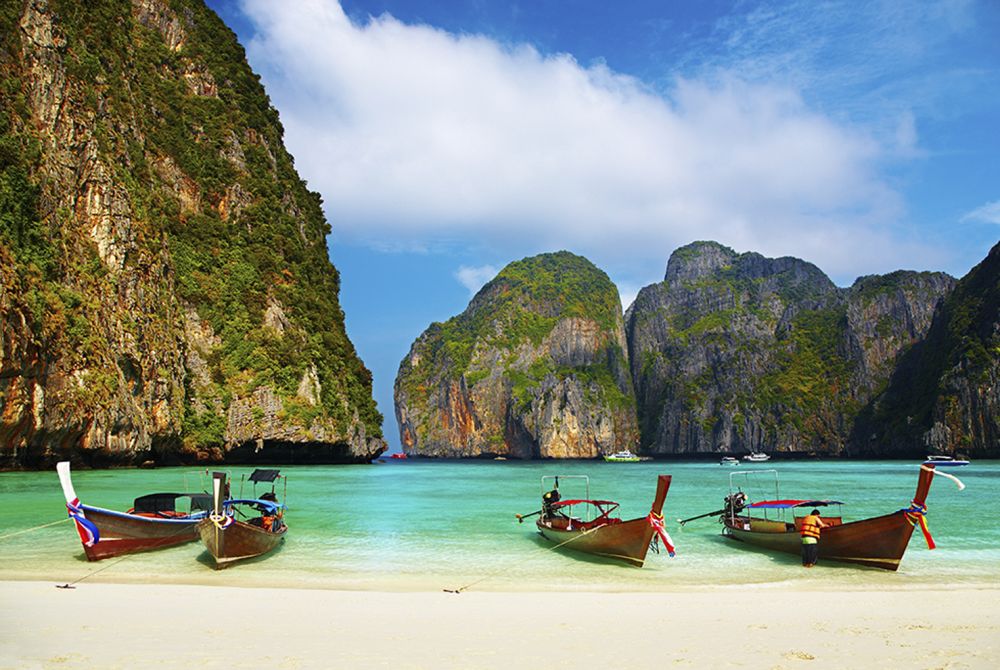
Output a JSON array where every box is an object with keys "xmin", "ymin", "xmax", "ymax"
[
  {"xmin": 647, "ymin": 512, "xmax": 676, "ymax": 557},
  {"xmin": 209, "ymin": 512, "xmax": 233, "ymax": 529},
  {"xmin": 66, "ymin": 498, "xmax": 100, "ymax": 547},
  {"xmin": 903, "ymin": 501, "xmax": 935, "ymax": 550}
]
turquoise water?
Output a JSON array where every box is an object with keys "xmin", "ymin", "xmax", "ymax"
[{"xmin": 1, "ymin": 460, "xmax": 996, "ymax": 592}]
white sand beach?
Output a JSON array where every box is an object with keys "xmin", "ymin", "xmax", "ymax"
[{"xmin": 1, "ymin": 581, "xmax": 997, "ymax": 669}]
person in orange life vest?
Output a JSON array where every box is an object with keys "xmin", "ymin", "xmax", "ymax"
[
  {"xmin": 800, "ymin": 508, "xmax": 827, "ymax": 567},
  {"xmin": 259, "ymin": 491, "xmax": 279, "ymax": 532}
]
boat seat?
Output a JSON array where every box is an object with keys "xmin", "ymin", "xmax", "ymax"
[{"xmin": 748, "ymin": 518, "xmax": 788, "ymax": 533}]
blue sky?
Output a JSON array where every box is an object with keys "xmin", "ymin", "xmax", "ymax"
[{"xmin": 205, "ymin": 0, "xmax": 1000, "ymax": 451}]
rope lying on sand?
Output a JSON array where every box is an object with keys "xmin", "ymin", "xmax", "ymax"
[{"xmin": 443, "ymin": 524, "xmax": 607, "ymax": 594}]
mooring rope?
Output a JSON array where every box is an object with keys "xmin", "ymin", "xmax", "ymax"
[
  {"xmin": 56, "ymin": 515, "xmax": 205, "ymax": 590},
  {"xmin": 57, "ymin": 551, "xmax": 136, "ymax": 589},
  {"xmin": 443, "ymin": 523, "xmax": 608, "ymax": 594},
  {"xmin": 0, "ymin": 517, "xmax": 69, "ymax": 540}
]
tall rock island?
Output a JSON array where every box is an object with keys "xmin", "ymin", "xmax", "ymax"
[
  {"xmin": 0, "ymin": 0, "xmax": 384, "ymax": 467},
  {"xmin": 394, "ymin": 251, "xmax": 638, "ymax": 458},
  {"xmin": 854, "ymin": 241, "xmax": 1000, "ymax": 457},
  {"xmin": 626, "ymin": 241, "xmax": 955, "ymax": 456}
]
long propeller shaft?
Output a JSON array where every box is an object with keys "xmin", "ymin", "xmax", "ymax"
[{"xmin": 677, "ymin": 508, "xmax": 725, "ymax": 526}]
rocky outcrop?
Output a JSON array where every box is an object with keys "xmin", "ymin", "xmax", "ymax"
[
  {"xmin": 626, "ymin": 241, "xmax": 955, "ymax": 456},
  {"xmin": 853, "ymin": 242, "xmax": 1000, "ymax": 457},
  {"xmin": 395, "ymin": 252, "xmax": 638, "ymax": 458},
  {"xmin": 0, "ymin": 0, "xmax": 383, "ymax": 467}
]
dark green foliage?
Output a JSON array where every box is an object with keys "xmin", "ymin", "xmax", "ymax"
[
  {"xmin": 399, "ymin": 251, "xmax": 631, "ymax": 442},
  {"xmin": 0, "ymin": 134, "xmax": 51, "ymax": 276},
  {"xmin": 182, "ymin": 405, "xmax": 226, "ymax": 449},
  {"xmin": 439, "ymin": 251, "xmax": 621, "ymax": 371},
  {"xmin": 416, "ymin": 251, "xmax": 621, "ymax": 377},
  {"xmin": 866, "ymin": 243, "xmax": 999, "ymax": 445},
  {"xmin": 759, "ymin": 307, "xmax": 854, "ymax": 427},
  {"xmin": 1, "ymin": 0, "xmax": 382, "ymax": 449}
]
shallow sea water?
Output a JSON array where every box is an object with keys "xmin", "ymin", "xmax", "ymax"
[{"xmin": 0, "ymin": 459, "xmax": 995, "ymax": 592}]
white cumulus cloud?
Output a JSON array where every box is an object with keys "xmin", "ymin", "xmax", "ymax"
[
  {"xmin": 239, "ymin": 0, "xmax": 945, "ymax": 284},
  {"xmin": 455, "ymin": 264, "xmax": 499, "ymax": 296},
  {"xmin": 962, "ymin": 200, "xmax": 1000, "ymax": 225}
]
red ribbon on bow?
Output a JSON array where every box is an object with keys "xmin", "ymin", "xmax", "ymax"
[{"xmin": 647, "ymin": 512, "xmax": 676, "ymax": 557}]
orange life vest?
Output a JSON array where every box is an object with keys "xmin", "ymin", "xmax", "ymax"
[{"xmin": 800, "ymin": 514, "xmax": 822, "ymax": 539}]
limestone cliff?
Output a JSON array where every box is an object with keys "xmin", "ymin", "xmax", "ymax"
[
  {"xmin": 0, "ymin": 0, "xmax": 384, "ymax": 467},
  {"xmin": 394, "ymin": 252, "xmax": 637, "ymax": 458},
  {"xmin": 853, "ymin": 242, "xmax": 1000, "ymax": 457},
  {"xmin": 626, "ymin": 241, "xmax": 954, "ymax": 456}
]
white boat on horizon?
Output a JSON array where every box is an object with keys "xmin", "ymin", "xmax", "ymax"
[
  {"xmin": 925, "ymin": 454, "xmax": 970, "ymax": 466},
  {"xmin": 743, "ymin": 452, "xmax": 771, "ymax": 462},
  {"xmin": 720, "ymin": 456, "xmax": 739, "ymax": 466}
]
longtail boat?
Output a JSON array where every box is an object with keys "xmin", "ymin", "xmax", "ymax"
[
  {"xmin": 198, "ymin": 469, "xmax": 287, "ymax": 568},
  {"xmin": 518, "ymin": 474, "xmax": 675, "ymax": 567},
  {"xmin": 710, "ymin": 465, "xmax": 960, "ymax": 571},
  {"xmin": 56, "ymin": 461, "xmax": 211, "ymax": 561}
]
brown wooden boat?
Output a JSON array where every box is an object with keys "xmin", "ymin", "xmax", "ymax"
[
  {"xmin": 522, "ymin": 474, "xmax": 675, "ymax": 567},
  {"xmin": 57, "ymin": 461, "xmax": 211, "ymax": 561},
  {"xmin": 719, "ymin": 465, "xmax": 947, "ymax": 571},
  {"xmin": 198, "ymin": 470, "xmax": 287, "ymax": 568}
]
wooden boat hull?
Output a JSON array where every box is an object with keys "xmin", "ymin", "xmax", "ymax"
[
  {"xmin": 724, "ymin": 511, "xmax": 917, "ymax": 570},
  {"xmin": 77, "ymin": 505, "xmax": 201, "ymax": 561},
  {"xmin": 536, "ymin": 474, "xmax": 672, "ymax": 567},
  {"xmin": 537, "ymin": 516, "xmax": 659, "ymax": 566},
  {"xmin": 198, "ymin": 518, "xmax": 286, "ymax": 568},
  {"xmin": 722, "ymin": 464, "xmax": 936, "ymax": 571}
]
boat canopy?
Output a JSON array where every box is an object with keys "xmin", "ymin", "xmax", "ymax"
[
  {"xmin": 551, "ymin": 499, "xmax": 618, "ymax": 508},
  {"xmin": 133, "ymin": 492, "xmax": 214, "ymax": 513},
  {"xmin": 223, "ymin": 498, "xmax": 284, "ymax": 513},
  {"xmin": 747, "ymin": 499, "xmax": 844, "ymax": 509},
  {"xmin": 249, "ymin": 469, "xmax": 281, "ymax": 483}
]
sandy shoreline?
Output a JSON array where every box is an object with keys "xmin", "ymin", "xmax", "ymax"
[{"xmin": 2, "ymin": 581, "xmax": 998, "ymax": 669}]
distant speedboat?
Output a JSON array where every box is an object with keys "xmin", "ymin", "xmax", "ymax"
[
  {"xmin": 390, "ymin": 453, "xmax": 408, "ymax": 459},
  {"xmin": 743, "ymin": 452, "xmax": 771, "ymax": 462},
  {"xmin": 924, "ymin": 455, "xmax": 969, "ymax": 467},
  {"xmin": 720, "ymin": 456, "xmax": 739, "ymax": 466},
  {"xmin": 603, "ymin": 450, "xmax": 641, "ymax": 462}
]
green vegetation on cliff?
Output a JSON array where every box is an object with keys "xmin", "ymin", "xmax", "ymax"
[
  {"xmin": 628, "ymin": 241, "xmax": 952, "ymax": 455},
  {"xmin": 864, "ymin": 243, "xmax": 999, "ymax": 453},
  {"xmin": 759, "ymin": 306, "xmax": 856, "ymax": 434},
  {"xmin": 410, "ymin": 251, "xmax": 623, "ymax": 388},
  {"xmin": 396, "ymin": 251, "xmax": 636, "ymax": 456},
  {"xmin": 1, "ymin": 0, "xmax": 382, "ymax": 463}
]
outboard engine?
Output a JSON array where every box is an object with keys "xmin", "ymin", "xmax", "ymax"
[
  {"xmin": 542, "ymin": 488, "xmax": 561, "ymax": 518},
  {"xmin": 722, "ymin": 491, "xmax": 748, "ymax": 521}
]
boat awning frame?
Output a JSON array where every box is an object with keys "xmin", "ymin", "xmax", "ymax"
[
  {"xmin": 223, "ymin": 498, "xmax": 285, "ymax": 513},
  {"xmin": 551, "ymin": 499, "xmax": 618, "ymax": 508},
  {"xmin": 746, "ymin": 499, "xmax": 845, "ymax": 509}
]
